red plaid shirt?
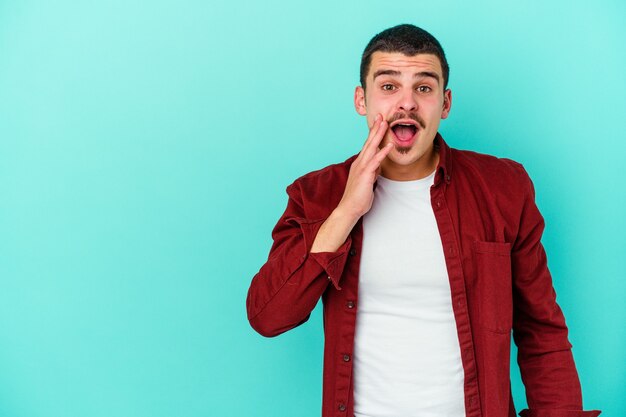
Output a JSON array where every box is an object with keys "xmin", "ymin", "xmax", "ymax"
[{"xmin": 247, "ymin": 134, "xmax": 600, "ymax": 417}]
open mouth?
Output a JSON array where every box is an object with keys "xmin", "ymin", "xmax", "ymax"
[{"xmin": 390, "ymin": 123, "xmax": 418, "ymax": 144}]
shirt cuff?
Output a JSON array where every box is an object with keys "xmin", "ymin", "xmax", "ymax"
[
  {"xmin": 309, "ymin": 236, "xmax": 352, "ymax": 290},
  {"xmin": 288, "ymin": 216, "xmax": 352, "ymax": 290},
  {"xmin": 519, "ymin": 409, "xmax": 601, "ymax": 417}
]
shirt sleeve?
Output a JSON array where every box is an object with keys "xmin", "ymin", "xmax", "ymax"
[
  {"xmin": 246, "ymin": 179, "xmax": 352, "ymax": 337},
  {"xmin": 511, "ymin": 167, "xmax": 600, "ymax": 416}
]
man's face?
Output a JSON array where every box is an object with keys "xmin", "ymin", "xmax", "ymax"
[{"xmin": 354, "ymin": 51, "xmax": 452, "ymax": 180}]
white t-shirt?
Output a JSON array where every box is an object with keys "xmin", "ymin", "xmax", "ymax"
[{"xmin": 353, "ymin": 171, "xmax": 466, "ymax": 417}]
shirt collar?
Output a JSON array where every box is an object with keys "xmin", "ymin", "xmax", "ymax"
[{"xmin": 433, "ymin": 132, "xmax": 452, "ymax": 187}]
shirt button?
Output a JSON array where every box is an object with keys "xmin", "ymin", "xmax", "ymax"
[
  {"xmin": 346, "ymin": 300, "xmax": 355, "ymax": 309},
  {"xmin": 436, "ymin": 200, "xmax": 442, "ymax": 208},
  {"xmin": 327, "ymin": 276, "xmax": 332, "ymax": 281},
  {"xmin": 338, "ymin": 403, "xmax": 346, "ymax": 411},
  {"xmin": 343, "ymin": 354, "xmax": 351, "ymax": 362},
  {"xmin": 349, "ymin": 248, "xmax": 357, "ymax": 256}
]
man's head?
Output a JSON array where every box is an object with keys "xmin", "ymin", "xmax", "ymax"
[
  {"xmin": 360, "ymin": 24, "xmax": 450, "ymax": 92},
  {"xmin": 354, "ymin": 24, "xmax": 452, "ymax": 180}
]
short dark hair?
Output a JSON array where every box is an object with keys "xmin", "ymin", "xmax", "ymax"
[{"xmin": 360, "ymin": 24, "xmax": 449, "ymax": 91}]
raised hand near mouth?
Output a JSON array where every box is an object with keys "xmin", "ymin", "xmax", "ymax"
[{"xmin": 310, "ymin": 113, "xmax": 393, "ymax": 253}]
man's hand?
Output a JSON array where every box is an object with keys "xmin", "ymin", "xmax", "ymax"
[
  {"xmin": 310, "ymin": 114, "xmax": 393, "ymax": 253},
  {"xmin": 336, "ymin": 113, "xmax": 393, "ymax": 219}
]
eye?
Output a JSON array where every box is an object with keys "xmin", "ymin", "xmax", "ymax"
[
  {"xmin": 417, "ymin": 85, "xmax": 432, "ymax": 93},
  {"xmin": 381, "ymin": 84, "xmax": 396, "ymax": 91}
]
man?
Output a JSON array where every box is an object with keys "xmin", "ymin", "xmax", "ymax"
[{"xmin": 246, "ymin": 24, "xmax": 600, "ymax": 417}]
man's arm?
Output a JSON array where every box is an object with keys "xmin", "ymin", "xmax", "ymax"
[
  {"xmin": 246, "ymin": 115, "xmax": 392, "ymax": 337},
  {"xmin": 511, "ymin": 166, "xmax": 600, "ymax": 417}
]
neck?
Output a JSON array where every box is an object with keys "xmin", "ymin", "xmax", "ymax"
[{"xmin": 380, "ymin": 144, "xmax": 440, "ymax": 181}]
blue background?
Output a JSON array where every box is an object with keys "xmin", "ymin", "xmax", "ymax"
[{"xmin": 0, "ymin": 0, "xmax": 623, "ymax": 416}]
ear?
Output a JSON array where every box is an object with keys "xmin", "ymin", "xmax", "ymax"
[
  {"xmin": 441, "ymin": 89, "xmax": 452, "ymax": 119},
  {"xmin": 354, "ymin": 86, "xmax": 367, "ymax": 116}
]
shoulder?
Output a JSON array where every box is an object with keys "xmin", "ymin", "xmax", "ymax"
[
  {"xmin": 451, "ymin": 147, "xmax": 531, "ymax": 188},
  {"xmin": 286, "ymin": 154, "xmax": 358, "ymax": 198}
]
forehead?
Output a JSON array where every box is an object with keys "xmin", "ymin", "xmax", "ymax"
[{"xmin": 368, "ymin": 51, "xmax": 443, "ymax": 79}]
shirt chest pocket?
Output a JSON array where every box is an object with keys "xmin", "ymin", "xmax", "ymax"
[{"xmin": 472, "ymin": 241, "xmax": 513, "ymax": 334}]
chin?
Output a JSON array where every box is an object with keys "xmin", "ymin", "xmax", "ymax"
[
  {"xmin": 394, "ymin": 143, "xmax": 430, "ymax": 160},
  {"xmin": 387, "ymin": 150, "xmax": 418, "ymax": 164},
  {"xmin": 394, "ymin": 146, "xmax": 413, "ymax": 155}
]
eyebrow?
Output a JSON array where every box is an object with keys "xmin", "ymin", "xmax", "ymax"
[{"xmin": 372, "ymin": 69, "xmax": 440, "ymax": 84}]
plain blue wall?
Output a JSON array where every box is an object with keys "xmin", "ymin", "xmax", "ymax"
[{"xmin": 0, "ymin": 0, "xmax": 623, "ymax": 416}]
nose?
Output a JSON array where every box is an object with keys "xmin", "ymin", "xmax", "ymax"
[{"xmin": 397, "ymin": 88, "xmax": 418, "ymax": 112}]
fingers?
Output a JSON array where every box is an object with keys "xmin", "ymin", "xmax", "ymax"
[
  {"xmin": 367, "ymin": 142, "xmax": 393, "ymax": 171},
  {"xmin": 376, "ymin": 142, "xmax": 394, "ymax": 161},
  {"xmin": 362, "ymin": 114, "xmax": 388, "ymax": 159},
  {"xmin": 362, "ymin": 114, "xmax": 382, "ymax": 148},
  {"xmin": 341, "ymin": 114, "xmax": 393, "ymax": 217},
  {"xmin": 368, "ymin": 113, "xmax": 381, "ymax": 130}
]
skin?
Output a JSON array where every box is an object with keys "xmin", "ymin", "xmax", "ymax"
[
  {"xmin": 354, "ymin": 51, "xmax": 452, "ymax": 181},
  {"xmin": 310, "ymin": 51, "xmax": 452, "ymax": 254}
]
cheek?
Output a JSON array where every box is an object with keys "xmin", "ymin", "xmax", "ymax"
[
  {"xmin": 366, "ymin": 94, "xmax": 389, "ymax": 111},
  {"xmin": 422, "ymin": 102, "xmax": 444, "ymax": 121}
]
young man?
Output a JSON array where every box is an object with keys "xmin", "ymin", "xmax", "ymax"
[{"xmin": 246, "ymin": 24, "xmax": 600, "ymax": 417}]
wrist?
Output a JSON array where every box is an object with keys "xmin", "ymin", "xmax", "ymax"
[
  {"xmin": 310, "ymin": 206, "xmax": 360, "ymax": 254},
  {"xmin": 331, "ymin": 204, "xmax": 362, "ymax": 227}
]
